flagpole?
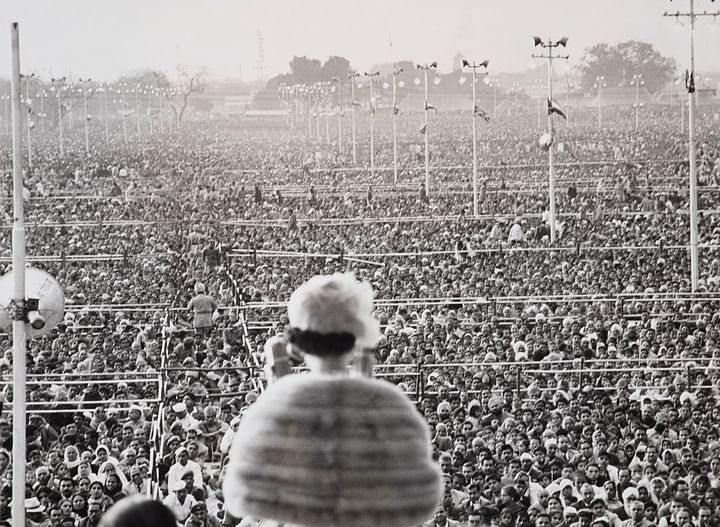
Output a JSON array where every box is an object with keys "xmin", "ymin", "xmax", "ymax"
[
  {"xmin": 533, "ymin": 36, "xmax": 569, "ymax": 244},
  {"xmin": 23, "ymin": 73, "xmax": 33, "ymax": 169},
  {"xmin": 462, "ymin": 59, "xmax": 489, "ymax": 218},
  {"xmin": 392, "ymin": 66, "xmax": 402, "ymax": 186},
  {"xmin": 416, "ymin": 62, "xmax": 437, "ymax": 197},
  {"xmin": 365, "ymin": 72, "xmax": 379, "ymax": 180},
  {"xmin": 349, "ymin": 73, "xmax": 358, "ymax": 165},
  {"xmin": 103, "ymin": 85, "xmax": 110, "ymax": 146},
  {"xmin": 664, "ymin": 1, "xmax": 718, "ymax": 293},
  {"xmin": 333, "ymin": 78, "xmax": 342, "ymax": 155},
  {"xmin": 10, "ymin": 22, "xmax": 28, "ymax": 527}
]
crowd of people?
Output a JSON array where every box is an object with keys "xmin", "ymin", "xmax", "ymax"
[{"xmin": 0, "ymin": 101, "xmax": 718, "ymax": 527}]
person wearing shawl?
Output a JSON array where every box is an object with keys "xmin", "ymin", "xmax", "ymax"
[
  {"xmin": 63, "ymin": 445, "xmax": 83, "ymax": 478},
  {"xmin": 98, "ymin": 460, "xmax": 130, "ymax": 490},
  {"xmin": 92, "ymin": 445, "xmax": 119, "ymax": 474}
]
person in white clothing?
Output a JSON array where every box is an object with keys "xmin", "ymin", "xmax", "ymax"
[
  {"xmin": 163, "ymin": 480, "xmax": 198, "ymax": 525},
  {"xmin": 167, "ymin": 446, "xmax": 204, "ymax": 491}
]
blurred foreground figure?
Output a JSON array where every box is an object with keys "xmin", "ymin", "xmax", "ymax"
[
  {"xmin": 223, "ymin": 272, "xmax": 442, "ymax": 527},
  {"xmin": 99, "ymin": 496, "xmax": 176, "ymax": 527}
]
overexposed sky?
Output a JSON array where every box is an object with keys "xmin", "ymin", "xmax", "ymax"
[{"xmin": 1, "ymin": 0, "xmax": 719, "ymax": 82}]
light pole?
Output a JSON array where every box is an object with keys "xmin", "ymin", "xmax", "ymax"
[
  {"xmin": 78, "ymin": 78, "xmax": 92, "ymax": 155},
  {"xmin": 511, "ymin": 82, "xmax": 522, "ymax": 115},
  {"xmin": 462, "ymin": 59, "xmax": 489, "ymax": 217},
  {"xmin": 121, "ymin": 84, "xmax": 128, "ymax": 143},
  {"xmin": 50, "ymin": 77, "xmax": 67, "ymax": 156},
  {"xmin": 533, "ymin": 35, "xmax": 569, "ymax": 243},
  {"xmin": 633, "ymin": 73, "xmax": 644, "ymax": 132},
  {"xmin": 594, "ymin": 75, "xmax": 606, "ymax": 129},
  {"xmin": 332, "ymin": 78, "xmax": 343, "ymax": 155},
  {"xmin": 664, "ymin": 0, "xmax": 720, "ymax": 292},
  {"xmin": 21, "ymin": 72, "xmax": 34, "ymax": 168},
  {"xmin": 349, "ymin": 72, "xmax": 359, "ymax": 164},
  {"xmin": 392, "ymin": 65, "xmax": 403, "ymax": 185},
  {"xmin": 135, "ymin": 84, "xmax": 141, "ymax": 138},
  {"xmin": 484, "ymin": 77, "xmax": 498, "ymax": 118},
  {"xmin": 102, "ymin": 84, "xmax": 109, "ymax": 145},
  {"xmin": 365, "ymin": 71, "xmax": 380, "ymax": 179},
  {"xmin": 416, "ymin": 61, "xmax": 437, "ymax": 196},
  {"xmin": 39, "ymin": 90, "xmax": 46, "ymax": 133}
]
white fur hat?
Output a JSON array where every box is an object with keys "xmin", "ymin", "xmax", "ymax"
[{"xmin": 287, "ymin": 273, "xmax": 381, "ymax": 350}]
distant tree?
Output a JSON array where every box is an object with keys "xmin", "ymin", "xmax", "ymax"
[
  {"xmin": 321, "ymin": 56, "xmax": 351, "ymax": 81},
  {"xmin": 289, "ymin": 56, "xmax": 323, "ymax": 84},
  {"xmin": 146, "ymin": 66, "xmax": 206, "ymax": 127},
  {"xmin": 577, "ymin": 40, "xmax": 676, "ymax": 94}
]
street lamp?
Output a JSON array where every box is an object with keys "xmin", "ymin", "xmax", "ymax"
[
  {"xmin": 349, "ymin": 72, "xmax": 360, "ymax": 164},
  {"xmin": 462, "ymin": 58, "xmax": 489, "ymax": 217},
  {"xmin": 20, "ymin": 73, "xmax": 35, "ymax": 168},
  {"xmin": 632, "ymin": 73, "xmax": 644, "ymax": 132},
  {"xmin": 416, "ymin": 61, "xmax": 437, "ymax": 197},
  {"xmin": 50, "ymin": 77, "xmax": 68, "ymax": 156},
  {"xmin": 332, "ymin": 78, "xmax": 343, "ymax": 154},
  {"xmin": 135, "ymin": 83, "xmax": 141, "ymax": 138},
  {"xmin": 594, "ymin": 75, "xmax": 606, "ymax": 129},
  {"xmin": 532, "ymin": 35, "xmax": 569, "ymax": 243},
  {"xmin": 392, "ymin": 65, "xmax": 403, "ymax": 185},
  {"xmin": 78, "ymin": 78, "xmax": 93, "ymax": 155},
  {"xmin": 364, "ymin": 72, "xmax": 380, "ymax": 179},
  {"xmin": 483, "ymin": 76, "xmax": 498, "ymax": 118}
]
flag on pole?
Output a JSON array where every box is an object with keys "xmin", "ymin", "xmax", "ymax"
[
  {"xmin": 393, "ymin": 105, "xmax": 401, "ymax": 115},
  {"xmin": 425, "ymin": 102, "xmax": 437, "ymax": 114},
  {"xmin": 473, "ymin": 105, "xmax": 490, "ymax": 122},
  {"xmin": 419, "ymin": 123, "xmax": 427, "ymax": 135},
  {"xmin": 686, "ymin": 70, "xmax": 695, "ymax": 94},
  {"xmin": 547, "ymin": 99, "xmax": 567, "ymax": 120}
]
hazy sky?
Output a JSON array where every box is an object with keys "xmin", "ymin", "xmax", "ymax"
[{"xmin": 1, "ymin": 0, "xmax": 719, "ymax": 82}]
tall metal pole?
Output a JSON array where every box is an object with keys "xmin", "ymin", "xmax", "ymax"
[
  {"xmin": 307, "ymin": 89, "xmax": 312, "ymax": 137},
  {"xmin": 135, "ymin": 88, "xmax": 141, "ymax": 138},
  {"xmin": 366, "ymin": 72, "xmax": 379, "ymax": 179},
  {"xmin": 416, "ymin": 63, "xmax": 438, "ymax": 197},
  {"xmin": 392, "ymin": 67, "xmax": 400, "ymax": 185},
  {"xmin": 3, "ymin": 97, "xmax": 8, "ymax": 134},
  {"xmin": 350, "ymin": 74, "xmax": 357, "ymax": 165},
  {"xmin": 122, "ymin": 89, "xmax": 128, "ymax": 143},
  {"xmin": 423, "ymin": 67, "xmax": 430, "ymax": 196},
  {"xmin": 10, "ymin": 22, "xmax": 28, "ymax": 527},
  {"xmin": 688, "ymin": 0, "xmax": 699, "ymax": 292},
  {"xmin": 57, "ymin": 93, "xmax": 64, "ymax": 156},
  {"xmin": 596, "ymin": 77, "xmax": 603, "ymax": 129},
  {"xmin": 664, "ymin": 0, "xmax": 719, "ymax": 292},
  {"xmin": 634, "ymin": 75, "xmax": 641, "ymax": 132},
  {"xmin": 463, "ymin": 59, "xmax": 489, "ymax": 218},
  {"xmin": 315, "ymin": 88, "xmax": 321, "ymax": 141},
  {"xmin": 471, "ymin": 68, "xmax": 478, "ymax": 216},
  {"xmin": 335, "ymin": 81, "xmax": 343, "ymax": 154},
  {"xmin": 533, "ymin": 36, "xmax": 569, "ymax": 243},
  {"xmin": 547, "ymin": 45, "xmax": 557, "ymax": 242},
  {"xmin": 24, "ymin": 75, "xmax": 32, "ymax": 168},
  {"xmin": 40, "ymin": 92, "xmax": 45, "ymax": 133},
  {"xmin": 103, "ymin": 87, "xmax": 109, "ymax": 146},
  {"xmin": 83, "ymin": 88, "xmax": 90, "ymax": 155}
]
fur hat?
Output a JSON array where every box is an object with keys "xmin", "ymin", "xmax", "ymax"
[{"xmin": 287, "ymin": 273, "xmax": 381, "ymax": 351}]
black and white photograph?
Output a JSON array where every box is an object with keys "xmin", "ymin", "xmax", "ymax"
[{"xmin": 1, "ymin": 1, "xmax": 720, "ymax": 526}]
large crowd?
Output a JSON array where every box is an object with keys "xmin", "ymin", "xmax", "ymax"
[{"xmin": 0, "ymin": 100, "xmax": 719, "ymax": 527}]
